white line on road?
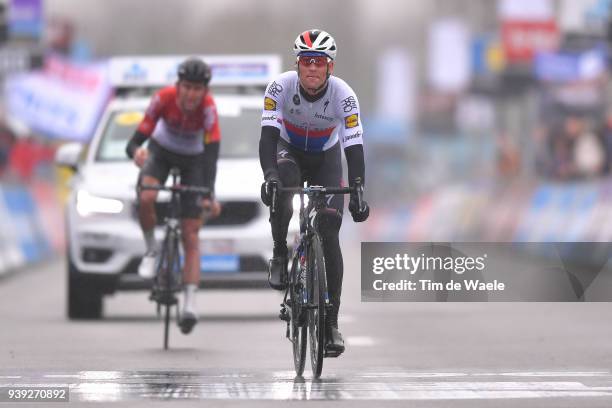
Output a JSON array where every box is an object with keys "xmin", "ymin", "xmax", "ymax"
[
  {"xmin": 5, "ymin": 370, "xmax": 612, "ymax": 401},
  {"xmin": 345, "ymin": 336, "xmax": 375, "ymax": 346}
]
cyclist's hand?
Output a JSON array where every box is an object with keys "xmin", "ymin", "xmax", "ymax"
[
  {"xmin": 202, "ymin": 198, "xmax": 221, "ymax": 218},
  {"xmin": 134, "ymin": 147, "xmax": 149, "ymax": 168},
  {"xmin": 261, "ymin": 176, "xmax": 281, "ymax": 206},
  {"xmin": 349, "ymin": 195, "xmax": 370, "ymax": 222}
]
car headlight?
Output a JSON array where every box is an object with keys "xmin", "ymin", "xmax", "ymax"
[
  {"xmin": 76, "ymin": 190, "xmax": 124, "ymax": 216},
  {"xmin": 292, "ymin": 195, "xmax": 309, "ymax": 211}
]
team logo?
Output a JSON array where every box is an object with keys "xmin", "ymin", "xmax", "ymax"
[
  {"xmin": 262, "ymin": 114, "xmax": 278, "ymax": 122},
  {"xmin": 343, "ymin": 131, "xmax": 362, "ymax": 143},
  {"xmin": 267, "ymin": 81, "xmax": 283, "ymax": 97},
  {"xmin": 315, "ymin": 112, "xmax": 334, "ymax": 121},
  {"xmin": 293, "ymin": 94, "xmax": 301, "ymax": 105},
  {"xmin": 264, "ymin": 97, "xmax": 277, "ymax": 111},
  {"xmin": 341, "ymin": 96, "xmax": 357, "ymax": 112},
  {"xmin": 344, "ymin": 113, "xmax": 359, "ymax": 129}
]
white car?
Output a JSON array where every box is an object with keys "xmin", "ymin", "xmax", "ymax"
[{"xmin": 56, "ymin": 56, "xmax": 297, "ymax": 319}]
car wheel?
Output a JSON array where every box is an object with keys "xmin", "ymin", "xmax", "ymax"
[{"xmin": 67, "ymin": 258, "xmax": 103, "ymax": 320}]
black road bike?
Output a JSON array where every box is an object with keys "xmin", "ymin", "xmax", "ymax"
[
  {"xmin": 140, "ymin": 168, "xmax": 210, "ymax": 350},
  {"xmin": 271, "ymin": 179, "xmax": 364, "ymax": 378}
]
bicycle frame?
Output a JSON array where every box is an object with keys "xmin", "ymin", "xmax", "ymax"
[
  {"xmin": 139, "ymin": 167, "xmax": 210, "ymax": 350},
  {"xmin": 273, "ymin": 180, "xmax": 363, "ymax": 377}
]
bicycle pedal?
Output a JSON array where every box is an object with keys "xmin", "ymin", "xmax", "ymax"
[
  {"xmin": 324, "ymin": 349, "xmax": 343, "ymax": 358},
  {"xmin": 279, "ymin": 308, "xmax": 290, "ymax": 322}
]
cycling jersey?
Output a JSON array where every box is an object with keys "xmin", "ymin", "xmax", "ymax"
[
  {"xmin": 137, "ymin": 86, "xmax": 220, "ymax": 156},
  {"xmin": 261, "ymin": 71, "xmax": 364, "ymax": 153}
]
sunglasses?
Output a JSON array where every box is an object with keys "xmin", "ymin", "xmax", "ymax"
[{"xmin": 298, "ymin": 55, "xmax": 329, "ymax": 67}]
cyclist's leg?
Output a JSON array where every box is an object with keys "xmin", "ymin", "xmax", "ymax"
[
  {"xmin": 273, "ymin": 141, "xmax": 302, "ymax": 256},
  {"xmin": 178, "ymin": 153, "xmax": 205, "ymax": 285},
  {"xmin": 268, "ymin": 140, "xmax": 302, "ymax": 289},
  {"xmin": 309, "ymin": 142, "xmax": 345, "ymax": 350},
  {"xmin": 137, "ymin": 143, "xmax": 171, "ymax": 277},
  {"xmin": 177, "ymin": 153, "xmax": 205, "ymax": 333}
]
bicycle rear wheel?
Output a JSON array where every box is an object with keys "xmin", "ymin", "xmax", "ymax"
[
  {"xmin": 308, "ymin": 233, "xmax": 326, "ymax": 378},
  {"xmin": 290, "ymin": 256, "xmax": 307, "ymax": 376}
]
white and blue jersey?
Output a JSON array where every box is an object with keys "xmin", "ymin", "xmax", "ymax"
[{"xmin": 261, "ymin": 71, "xmax": 364, "ymax": 153}]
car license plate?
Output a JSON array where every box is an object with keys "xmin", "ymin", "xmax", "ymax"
[
  {"xmin": 200, "ymin": 239, "xmax": 234, "ymax": 254},
  {"xmin": 200, "ymin": 254, "xmax": 239, "ymax": 273}
]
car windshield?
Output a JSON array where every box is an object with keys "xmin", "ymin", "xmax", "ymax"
[{"xmin": 95, "ymin": 105, "xmax": 262, "ymax": 161}]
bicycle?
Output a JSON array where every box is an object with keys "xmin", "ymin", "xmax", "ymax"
[
  {"xmin": 271, "ymin": 178, "xmax": 364, "ymax": 378},
  {"xmin": 139, "ymin": 167, "xmax": 210, "ymax": 350}
]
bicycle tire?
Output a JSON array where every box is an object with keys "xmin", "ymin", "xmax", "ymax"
[
  {"xmin": 290, "ymin": 256, "xmax": 307, "ymax": 376},
  {"xmin": 308, "ymin": 233, "xmax": 326, "ymax": 378},
  {"xmin": 162, "ymin": 228, "xmax": 180, "ymax": 350}
]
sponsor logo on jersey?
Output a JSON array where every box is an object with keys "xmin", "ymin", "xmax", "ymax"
[
  {"xmin": 344, "ymin": 113, "xmax": 359, "ymax": 129},
  {"xmin": 293, "ymin": 94, "xmax": 301, "ymax": 105},
  {"xmin": 314, "ymin": 112, "xmax": 334, "ymax": 121},
  {"xmin": 267, "ymin": 81, "xmax": 283, "ymax": 97},
  {"xmin": 262, "ymin": 114, "xmax": 278, "ymax": 122},
  {"xmin": 341, "ymin": 96, "xmax": 357, "ymax": 112},
  {"xmin": 343, "ymin": 131, "xmax": 362, "ymax": 143},
  {"xmin": 264, "ymin": 97, "xmax": 277, "ymax": 111}
]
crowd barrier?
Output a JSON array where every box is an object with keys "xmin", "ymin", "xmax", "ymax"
[{"xmin": 0, "ymin": 181, "xmax": 63, "ymax": 277}]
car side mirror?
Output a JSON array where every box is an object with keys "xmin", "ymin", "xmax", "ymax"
[{"xmin": 55, "ymin": 142, "xmax": 84, "ymax": 172}]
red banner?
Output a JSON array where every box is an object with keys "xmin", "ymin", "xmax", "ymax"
[{"xmin": 501, "ymin": 20, "xmax": 559, "ymax": 63}]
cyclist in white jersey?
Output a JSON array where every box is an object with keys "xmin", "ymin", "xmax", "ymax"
[{"xmin": 259, "ymin": 29, "xmax": 370, "ymax": 355}]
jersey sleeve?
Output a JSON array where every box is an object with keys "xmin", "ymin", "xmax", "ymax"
[
  {"xmin": 137, "ymin": 90, "xmax": 165, "ymax": 136},
  {"xmin": 203, "ymin": 93, "xmax": 220, "ymax": 144},
  {"xmin": 335, "ymin": 83, "xmax": 364, "ymax": 150},
  {"xmin": 260, "ymin": 77, "xmax": 285, "ymax": 130}
]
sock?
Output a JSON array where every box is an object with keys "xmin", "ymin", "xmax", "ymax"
[
  {"xmin": 143, "ymin": 229, "xmax": 156, "ymax": 253},
  {"xmin": 183, "ymin": 284, "xmax": 197, "ymax": 314}
]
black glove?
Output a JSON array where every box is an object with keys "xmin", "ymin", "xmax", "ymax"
[
  {"xmin": 348, "ymin": 180, "xmax": 369, "ymax": 222},
  {"xmin": 349, "ymin": 195, "xmax": 369, "ymax": 222},
  {"xmin": 261, "ymin": 175, "xmax": 281, "ymax": 207}
]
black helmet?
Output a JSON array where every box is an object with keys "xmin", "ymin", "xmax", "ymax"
[{"xmin": 177, "ymin": 58, "xmax": 212, "ymax": 85}]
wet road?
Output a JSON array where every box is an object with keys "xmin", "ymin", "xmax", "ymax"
[{"xmin": 2, "ymin": 240, "xmax": 612, "ymax": 407}]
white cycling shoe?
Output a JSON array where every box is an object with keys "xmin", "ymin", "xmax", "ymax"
[{"xmin": 138, "ymin": 251, "xmax": 157, "ymax": 279}]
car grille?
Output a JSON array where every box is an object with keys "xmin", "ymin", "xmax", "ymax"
[
  {"xmin": 132, "ymin": 200, "xmax": 260, "ymax": 226},
  {"xmin": 123, "ymin": 255, "xmax": 267, "ymax": 274}
]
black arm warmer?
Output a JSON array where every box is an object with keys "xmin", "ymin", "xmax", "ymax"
[
  {"xmin": 202, "ymin": 141, "xmax": 219, "ymax": 194},
  {"xmin": 259, "ymin": 126, "xmax": 280, "ymax": 180},
  {"xmin": 344, "ymin": 144, "xmax": 365, "ymax": 186},
  {"xmin": 125, "ymin": 131, "xmax": 148, "ymax": 159}
]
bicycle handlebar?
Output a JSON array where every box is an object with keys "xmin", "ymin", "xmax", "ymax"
[
  {"xmin": 139, "ymin": 184, "xmax": 211, "ymax": 195},
  {"xmin": 270, "ymin": 178, "xmax": 364, "ymax": 214}
]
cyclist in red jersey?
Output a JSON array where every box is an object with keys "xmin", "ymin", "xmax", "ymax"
[{"xmin": 126, "ymin": 58, "xmax": 221, "ymax": 334}]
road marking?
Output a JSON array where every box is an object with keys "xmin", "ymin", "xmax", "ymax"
[
  {"xmin": 345, "ymin": 336, "xmax": 375, "ymax": 346},
  {"xmin": 44, "ymin": 374, "xmax": 80, "ymax": 378},
  {"xmin": 3, "ymin": 370, "xmax": 612, "ymax": 401}
]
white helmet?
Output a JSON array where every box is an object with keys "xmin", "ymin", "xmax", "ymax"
[{"xmin": 293, "ymin": 29, "xmax": 337, "ymax": 60}]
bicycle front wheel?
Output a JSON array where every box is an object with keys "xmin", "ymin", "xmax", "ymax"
[
  {"xmin": 161, "ymin": 228, "xmax": 180, "ymax": 350},
  {"xmin": 308, "ymin": 233, "xmax": 326, "ymax": 378},
  {"xmin": 290, "ymin": 256, "xmax": 307, "ymax": 376}
]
